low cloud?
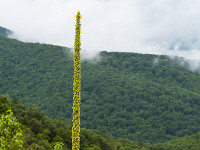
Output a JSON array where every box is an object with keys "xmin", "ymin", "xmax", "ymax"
[{"xmin": 0, "ymin": 0, "xmax": 200, "ymax": 66}]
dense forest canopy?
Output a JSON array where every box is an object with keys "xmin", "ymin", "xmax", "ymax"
[
  {"xmin": 1, "ymin": 95, "xmax": 200, "ymax": 150},
  {"xmin": 0, "ymin": 95, "xmax": 147, "ymax": 150},
  {"xmin": 0, "ymin": 34, "xmax": 200, "ymax": 144}
]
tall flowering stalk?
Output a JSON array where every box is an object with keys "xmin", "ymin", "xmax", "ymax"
[{"xmin": 72, "ymin": 11, "xmax": 82, "ymax": 150}]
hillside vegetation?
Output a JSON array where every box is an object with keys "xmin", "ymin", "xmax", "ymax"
[
  {"xmin": 1, "ymin": 95, "xmax": 149, "ymax": 150},
  {"xmin": 1, "ymin": 95, "xmax": 200, "ymax": 150},
  {"xmin": 1, "ymin": 35, "xmax": 200, "ymax": 143}
]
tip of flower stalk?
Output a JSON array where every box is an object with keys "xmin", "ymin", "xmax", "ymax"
[{"xmin": 75, "ymin": 11, "xmax": 82, "ymax": 18}]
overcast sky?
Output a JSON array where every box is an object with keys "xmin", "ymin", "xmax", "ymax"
[{"xmin": 0, "ymin": 0, "xmax": 200, "ymax": 62}]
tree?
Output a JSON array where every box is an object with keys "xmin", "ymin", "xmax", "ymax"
[
  {"xmin": 0, "ymin": 95, "xmax": 9, "ymax": 114},
  {"xmin": 72, "ymin": 11, "xmax": 82, "ymax": 150},
  {"xmin": 0, "ymin": 109, "xmax": 23, "ymax": 150},
  {"xmin": 54, "ymin": 142, "xmax": 64, "ymax": 150}
]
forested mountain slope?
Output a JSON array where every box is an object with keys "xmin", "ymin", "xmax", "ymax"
[
  {"xmin": 2, "ymin": 95, "xmax": 200, "ymax": 150},
  {"xmin": 1, "ymin": 35, "xmax": 200, "ymax": 143},
  {"xmin": 1, "ymin": 95, "xmax": 148, "ymax": 150},
  {"xmin": 0, "ymin": 26, "xmax": 13, "ymax": 37},
  {"xmin": 150, "ymin": 131, "xmax": 200, "ymax": 150}
]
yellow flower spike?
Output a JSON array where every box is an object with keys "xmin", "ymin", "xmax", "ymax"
[{"xmin": 72, "ymin": 10, "xmax": 82, "ymax": 150}]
